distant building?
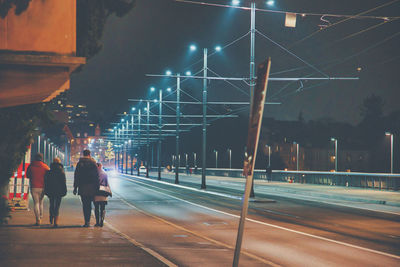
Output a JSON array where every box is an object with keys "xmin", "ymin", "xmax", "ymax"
[
  {"xmin": 68, "ymin": 124, "xmax": 108, "ymax": 166},
  {"xmin": 260, "ymin": 118, "xmax": 371, "ymax": 172}
]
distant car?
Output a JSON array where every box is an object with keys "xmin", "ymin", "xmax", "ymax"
[{"xmin": 138, "ymin": 166, "xmax": 147, "ymax": 175}]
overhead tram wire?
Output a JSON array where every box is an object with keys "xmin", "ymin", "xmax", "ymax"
[
  {"xmin": 289, "ymin": 0, "xmax": 400, "ymax": 48},
  {"xmin": 207, "ymin": 68, "xmax": 250, "ymax": 96},
  {"xmin": 175, "ymin": 0, "xmax": 400, "ymax": 21},
  {"xmin": 271, "ymin": 30, "xmax": 400, "ymax": 101}
]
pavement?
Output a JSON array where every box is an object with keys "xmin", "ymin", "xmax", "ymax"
[
  {"xmin": 0, "ymin": 178, "xmax": 169, "ymax": 267},
  {"xmin": 1, "ymin": 171, "xmax": 399, "ymax": 266}
]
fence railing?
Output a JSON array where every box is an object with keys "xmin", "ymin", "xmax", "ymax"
[{"xmin": 151, "ymin": 167, "xmax": 400, "ymax": 191}]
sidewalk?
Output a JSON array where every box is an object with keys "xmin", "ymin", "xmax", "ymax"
[
  {"xmin": 144, "ymin": 172, "xmax": 400, "ymax": 215},
  {"xmin": 0, "ymin": 182, "xmax": 168, "ymax": 267}
]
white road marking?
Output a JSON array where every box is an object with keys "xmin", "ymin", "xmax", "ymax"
[
  {"xmin": 105, "ymin": 221, "xmax": 178, "ymax": 267},
  {"xmin": 120, "ymin": 174, "xmax": 400, "ymax": 260}
]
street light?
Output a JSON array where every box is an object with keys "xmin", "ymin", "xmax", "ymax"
[
  {"xmin": 228, "ymin": 148, "xmax": 232, "ymax": 169},
  {"xmin": 189, "ymin": 44, "xmax": 197, "ymax": 51},
  {"xmin": 232, "ymin": 0, "xmax": 240, "ymax": 6},
  {"xmin": 215, "ymin": 45, "xmax": 222, "ymax": 52},
  {"xmin": 265, "ymin": 144, "xmax": 271, "ymax": 167},
  {"xmin": 331, "ymin": 138, "xmax": 338, "ymax": 172},
  {"xmin": 185, "ymin": 70, "xmax": 192, "ymax": 76},
  {"xmin": 294, "ymin": 142, "xmax": 299, "ymax": 171},
  {"xmin": 266, "ymin": 0, "xmax": 275, "ymax": 7},
  {"xmin": 165, "ymin": 70, "xmax": 172, "ymax": 76},
  {"xmin": 385, "ymin": 132, "xmax": 394, "ymax": 173},
  {"xmin": 214, "ymin": 150, "xmax": 218, "ymax": 168}
]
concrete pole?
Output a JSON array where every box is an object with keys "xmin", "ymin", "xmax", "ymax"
[{"xmin": 201, "ymin": 48, "xmax": 208, "ymax": 189}]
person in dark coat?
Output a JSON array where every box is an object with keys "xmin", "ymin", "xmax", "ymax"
[
  {"xmin": 73, "ymin": 149, "xmax": 99, "ymax": 227},
  {"xmin": 44, "ymin": 158, "xmax": 67, "ymax": 227},
  {"xmin": 94, "ymin": 163, "xmax": 112, "ymax": 227}
]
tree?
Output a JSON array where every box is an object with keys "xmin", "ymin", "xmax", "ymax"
[
  {"xmin": 104, "ymin": 141, "xmax": 115, "ymax": 164},
  {"xmin": 0, "ymin": 104, "xmax": 52, "ymax": 223}
]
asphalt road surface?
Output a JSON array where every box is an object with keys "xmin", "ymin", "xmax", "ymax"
[{"xmin": 94, "ymin": 171, "xmax": 399, "ymax": 266}]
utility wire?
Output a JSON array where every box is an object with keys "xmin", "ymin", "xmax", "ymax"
[
  {"xmin": 289, "ymin": 0, "xmax": 400, "ymax": 48},
  {"xmin": 207, "ymin": 68, "xmax": 249, "ymax": 96},
  {"xmin": 256, "ymin": 29, "xmax": 329, "ymax": 77}
]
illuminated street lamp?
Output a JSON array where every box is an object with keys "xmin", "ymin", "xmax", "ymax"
[
  {"xmin": 214, "ymin": 149, "xmax": 218, "ymax": 168},
  {"xmin": 331, "ymin": 138, "xmax": 338, "ymax": 172},
  {"xmin": 385, "ymin": 132, "xmax": 394, "ymax": 173},
  {"xmin": 265, "ymin": 144, "xmax": 271, "ymax": 167},
  {"xmin": 266, "ymin": 0, "xmax": 275, "ymax": 7},
  {"xmin": 185, "ymin": 70, "xmax": 192, "ymax": 76},
  {"xmin": 215, "ymin": 45, "xmax": 222, "ymax": 52},
  {"xmin": 294, "ymin": 142, "xmax": 299, "ymax": 171},
  {"xmin": 232, "ymin": 0, "xmax": 240, "ymax": 6},
  {"xmin": 227, "ymin": 148, "xmax": 232, "ymax": 169}
]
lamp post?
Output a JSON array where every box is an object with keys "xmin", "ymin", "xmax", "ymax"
[
  {"xmin": 146, "ymin": 102, "xmax": 150, "ymax": 177},
  {"xmin": 294, "ymin": 142, "xmax": 299, "ymax": 171},
  {"xmin": 175, "ymin": 74, "xmax": 181, "ymax": 184},
  {"xmin": 331, "ymin": 138, "xmax": 338, "ymax": 172},
  {"xmin": 214, "ymin": 150, "xmax": 218, "ymax": 168},
  {"xmin": 228, "ymin": 148, "xmax": 232, "ymax": 169},
  {"xmin": 137, "ymin": 109, "xmax": 141, "ymax": 176},
  {"xmin": 158, "ymin": 89, "xmax": 162, "ymax": 180},
  {"xmin": 202, "ymin": 48, "xmax": 208, "ymax": 189},
  {"xmin": 266, "ymin": 145, "xmax": 271, "ymax": 167},
  {"xmin": 386, "ymin": 132, "xmax": 394, "ymax": 173},
  {"xmin": 193, "ymin": 152, "xmax": 197, "ymax": 168}
]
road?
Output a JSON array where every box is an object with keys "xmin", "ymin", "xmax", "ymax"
[{"xmin": 98, "ymin": 171, "xmax": 399, "ymax": 266}]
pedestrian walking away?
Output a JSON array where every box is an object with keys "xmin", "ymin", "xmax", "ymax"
[
  {"xmin": 94, "ymin": 163, "xmax": 112, "ymax": 227},
  {"xmin": 26, "ymin": 153, "xmax": 50, "ymax": 225},
  {"xmin": 44, "ymin": 157, "xmax": 67, "ymax": 227},
  {"xmin": 73, "ymin": 149, "xmax": 99, "ymax": 227}
]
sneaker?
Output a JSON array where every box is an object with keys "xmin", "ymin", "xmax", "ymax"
[
  {"xmin": 82, "ymin": 223, "xmax": 90, "ymax": 227},
  {"xmin": 94, "ymin": 223, "xmax": 100, "ymax": 227}
]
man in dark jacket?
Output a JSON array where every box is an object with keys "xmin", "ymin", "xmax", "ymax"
[{"xmin": 73, "ymin": 149, "xmax": 99, "ymax": 227}]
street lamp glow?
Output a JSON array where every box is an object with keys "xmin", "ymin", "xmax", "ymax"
[
  {"xmin": 189, "ymin": 44, "xmax": 197, "ymax": 51},
  {"xmin": 144, "ymin": 107, "xmax": 147, "ymax": 111},
  {"xmin": 150, "ymin": 87, "xmax": 155, "ymax": 92},
  {"xmin": 167, "ymin": 87, "xmax": 172, "ymax": 92},
  {"xmin": 121, "ymin": 118, "xmax": 125, "ymax": 122},
  {"xmin": 132, "ymin": 107, "xmax": 136, "ymax": 111},
  {"xmin": 166, "ymin": 70, "xmax": 172, "ymax": 76},
  {"xmin": 232, "ymin": 0, "xmax": 240, "ymax": 6},
  {"xmin": 266, "ymin": 0, "xmax": 275, "ymax": 6},
  {"xmin": 215, "ymin": 45, "xmax": 222, "ymax": 52},
  {"xmin": 385, "ymin": 132, "xmax": 392, "ymax": 136},
  {"xmin": 153, "ymin": 99, "xmax": 158, "ymax": 103},
  {"xmin": 185, "ymin": 71, "xmax": 192, "ymax": 76}
]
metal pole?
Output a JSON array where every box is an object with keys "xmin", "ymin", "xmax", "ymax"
[
  {"xmin": 158, "ymin": 89, "xmax": 162, "ymax": 180},
  {"xmin": 335, "ymin": 139, "xmax": 338, "ymax": 172},
  {"xmin": 37, "ymin": 135, "xmax": 40, "ymax": 154},
  {"xmin": 146, "ymin": 101, "xmax": 150, "ymax": 177},
  {"xmin": 268, "ymin": 146, "xmax": 271, "ymax": 167},
  {"xmin": 137, "ymin": 109, "xmax": 141, "ymax": 176},
  {"xmin": 215, "ymin": 151, "xmax": 218, "ymax": 168},
  {"xmin": 201, "ymin": 48, "xmax": 208, "ymax": 189},
  {"xmin": 248, "ymin": 0, "xmax": 256, "ymax": 200},
  {"xmin": 390, "ymin": 134, "xmax": 393, "ymax": 173},
  {"xmin": 131, "ymin": 115, "xmax": 134, "ymax": 175},
  {"xmin": 229, "ymin": 149, "xmax": 232, "ymax": 169},
  {"xmin": 175, "ymin": 74, "xmax": 180, "ymax": 184},
  {"xmin": 297, "ymin": 143, "xmax": 299, "ymax": 171}
]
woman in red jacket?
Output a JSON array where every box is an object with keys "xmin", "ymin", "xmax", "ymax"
[{"xmin": 26, "ymin": 153, "xmax": 50, "ymax": 226}]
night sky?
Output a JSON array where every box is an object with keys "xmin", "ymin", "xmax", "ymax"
[{"xmin": 69, "ymin": 0, "xmax": 400, "ymax": 128}]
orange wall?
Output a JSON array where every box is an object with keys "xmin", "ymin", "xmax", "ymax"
[{"xmin": 0, "ymin": 0, "xmax": 76, "ymax": 55}]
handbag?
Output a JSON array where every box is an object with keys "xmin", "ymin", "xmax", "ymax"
[{"xmin": 99, "ymin": 185, "xmax": 112, "ymax": 197}]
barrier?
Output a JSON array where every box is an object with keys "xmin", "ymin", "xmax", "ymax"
[{"xmin": 8, "ymin": 147, "xmax": 31, "ymax": 210}]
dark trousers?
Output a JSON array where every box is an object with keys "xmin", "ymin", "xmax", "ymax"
[
  {"xmin": 49, "ymin": 196, "xmax": 62, "ymax": 217},
  {"xmin": 94, "ymin": 202, "xmax": 106, "ymax": 224},
  {"xmin": 81, "ymin": 196, "xmax": 94, "ymax": 223}
]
